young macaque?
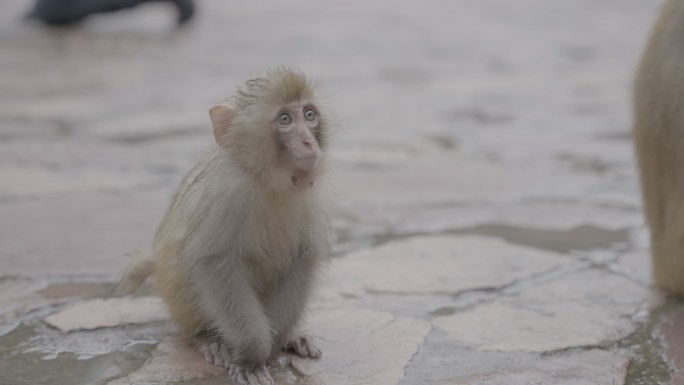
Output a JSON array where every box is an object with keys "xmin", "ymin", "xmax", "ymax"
[
  {"xmin": 634, "ymin": 0, "xmax": 684, "ymax": 296},
  {"xmin": 115, "ymin": 68, "xmax": 332, "ymax": 385}
]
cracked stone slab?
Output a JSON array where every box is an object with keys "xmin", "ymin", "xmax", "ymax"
[
  {"xmin": 334, "ymin": 207, "xmax": 641, "ymax": 247},
  {"xmin": 107, "ymin": 307, "xmax": 429, "ymax": 385},
  {"xmin": 0, "ymin": 191, "xmax": 166, "ymax": 277},
  {"xmin": 43, "ymin": 297, "xmax": 168, "ymax": 332},
  {"xmin": 335, "ymin": 155, "xmax": 535, "ymax": 208},
  {"xmin": 85, "ymin": 108, "xmax": 206, "ymax": 143},
  {"xmin": 613, "ymin": 249, "xmax": 652, "ymax": 285},
  {"xmin": 334, "ymin": 149, "xmax": 640, "ymax": 225},
  {"xmin": 435, "ymin": 349, "xmax": 629, "ymax": 385},
  {"xmin": 434, "ymin": 269, "xmax": 658, "ymax": 352},
  {"xmin": 107, "ymin": 338, "xmax": 225, "ymax": 385},
  {"xmin": 328, "ymin": 234, "xmax": 575, "ymax": 297},
  {"xmin": 335, "ymin": 192, "xmax": 642, "ymax": 236},
  {"xmin": 292, "ymin": 307, "xmax": 431, "ymax": 385},
  {"xmin": 0, "ymin": 139, "xmax": 195, "ymax": 180},
  {"xmin": 0, "ymin": 165, "xmax": 156, "ymax": 201}
]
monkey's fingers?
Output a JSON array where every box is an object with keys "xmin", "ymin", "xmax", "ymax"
[
  {"xmin": 199, "ymin": 341, "xmax": 232, "ymax": 368},
  {"xmin": 228, "ymin": 364, "xmax": 248, "ymax": 385},
  {"xmin": 301, "ymin": 337, "xmax": 321, "ymax": 359},
  {"xmin": 228, "ymin": 363, "xmax": 239, "ymax": 378},
  {"xmin": 286, "ymin": 336, "xmax": 321, "ymax": 359},
  {"xmin": 228, "ymin": 364, "xmax": 274, "ymax": 385},
  {"xmin": 254, "ymin": 366, "xmax": 275, "ymax": 385}
]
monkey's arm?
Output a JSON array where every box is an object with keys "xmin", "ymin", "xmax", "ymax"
[
  {"xmin": 263, "ymin": 252, "xmax": 320, "ymax": 358},
  {"xmin": 193, "ymin": 255, "xmax": 273, "ymax": 366}
]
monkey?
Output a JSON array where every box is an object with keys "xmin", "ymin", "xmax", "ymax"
[
  {"xmin": 634, "ymin": 0, "xmax": 684, "ymax": 297},
  {"xmin": 115, "ymin": 68, "xmax": 332, "ymax": 385}
]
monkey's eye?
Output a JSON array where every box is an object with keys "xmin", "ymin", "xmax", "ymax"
[
  {"xmin": 278, "ymin": 113, "xmax": 292, "ymax": 125},
  {"xmin": 304, "ymin": 108, "xmax": 318, "ymax": 122}
]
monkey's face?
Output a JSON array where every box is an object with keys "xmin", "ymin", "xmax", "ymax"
[{"xmin": 273, "ymin": 102, "xmax": 323, "ymax": 187}]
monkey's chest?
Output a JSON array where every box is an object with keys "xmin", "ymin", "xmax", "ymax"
[
  {"xmin": 245, "ymin": 249, "xmax": 300, "ymax": 299},
  {"xmin": 234, "ymin": 194, "xmax": 312, "ymax": 295},
  {"xmin": 240, "ymin": 220, "xmax": 305, "ymax": 296}
]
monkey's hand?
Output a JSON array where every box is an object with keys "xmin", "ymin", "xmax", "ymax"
[
  {"xmin": 283, "ymin": 336, "xmax": 321, "ymax": 359},
  {"xmin": 228, "ymin": 363, "xmax": 274, "ymax": 385}
]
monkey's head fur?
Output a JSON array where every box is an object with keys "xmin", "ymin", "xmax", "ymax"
[{"xmin": 209, "ymin": 68, "xmax": 330, "ymax": 192}]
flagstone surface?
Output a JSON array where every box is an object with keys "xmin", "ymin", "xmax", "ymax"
[{"xmin": 1, "ymin": 0, "xmax": 682, "ymax": 384}]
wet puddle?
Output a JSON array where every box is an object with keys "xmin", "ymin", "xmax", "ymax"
[
  {"xmin": 0, "ymin": 280, "xmax": 163, "ymax": 385},
  {"xmin": 0, "ymin": 324, "xmax": 156, "ymax": 385}
]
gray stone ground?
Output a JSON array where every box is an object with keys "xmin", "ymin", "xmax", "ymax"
[{"xmin": 1, "ymin": 0, "xmax": 683, "ymax": 384}]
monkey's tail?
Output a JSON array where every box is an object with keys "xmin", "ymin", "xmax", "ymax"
[{"xmin": 112, "ymin": 249, "xmax": 156, "ymax": 296}]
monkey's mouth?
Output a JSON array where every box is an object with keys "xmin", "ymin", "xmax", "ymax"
[{"xmin": 291, "ymin": 172, "xmax": 315, "ymax": 189}]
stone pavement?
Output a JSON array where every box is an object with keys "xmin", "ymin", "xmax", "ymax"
[{"xmin": 1, "ymin": 0, "xmax": 683, "ymax": 384}]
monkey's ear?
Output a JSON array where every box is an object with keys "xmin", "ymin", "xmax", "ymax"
[{"xmin": 209, "ymin": 104, "xmax": 234, "ymax": 148}]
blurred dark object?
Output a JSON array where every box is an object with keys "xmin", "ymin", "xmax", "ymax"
[{"xmin": 26, "ymin": 0, "xmax": 195, "ymax": 26}]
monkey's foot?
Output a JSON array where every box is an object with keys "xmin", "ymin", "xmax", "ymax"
[
  {"xmin": 283, "ymin": 336, "xmax": 321, "ymax": 359},
  {"xmin": 228, "ymin": 363, "xmax": 274, "ymax": 385},
  {"xmin": 197, "ymin": 340, "xmax": 233, "ymax": 368}
]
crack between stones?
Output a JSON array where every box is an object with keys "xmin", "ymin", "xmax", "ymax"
[
  {"xmin": 540, "ymin": 344, "xmax": 611, "ymax": 358},
  {"xmin": 400, "ymin": 324, "xmax": 433, "ymax": 382}
]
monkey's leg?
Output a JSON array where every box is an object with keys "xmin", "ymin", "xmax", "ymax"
[
  {"xmin": 193, "ymin": 255, "xmax": 275, "ymax": 385},
  {"xmin": 633, "ymin": 0, "xmax": 684, "ymax": 297},
  {"xmin": 264, "ymin": 255, "xmax": 321, "ymax": 359}
]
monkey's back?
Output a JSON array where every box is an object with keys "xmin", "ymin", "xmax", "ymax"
[
  {"xmin": 154, "ymin": 157, "xmax": 215, "ymax": 336},
  {"xmin": 155, "ymin": 235, "xmax": 207, "ymax": 336},
  {"xmin": 634, "ymin": 0, "xmax": 684, "ymax": 295}
]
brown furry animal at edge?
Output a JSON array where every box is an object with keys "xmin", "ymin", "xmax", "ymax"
[
  {"xmin": 634, "ymin": 0, "xmax": 684, "ymax": 297},
  {"xmin": 114, "ymin": 68, "xmax": 332, "ymax": 385}
]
